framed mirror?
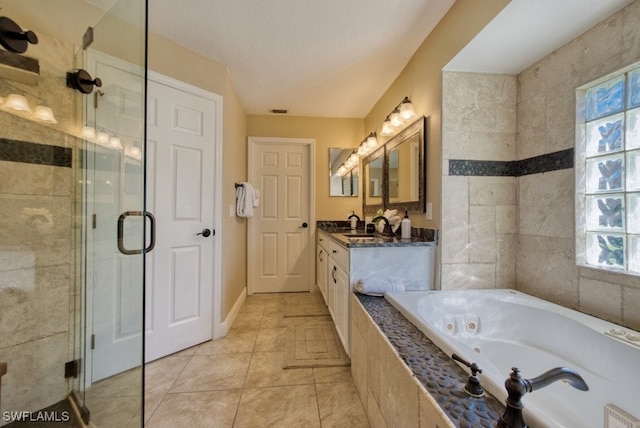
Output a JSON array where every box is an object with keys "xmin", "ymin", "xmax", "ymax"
[
  {"xmin": 363, "ymin": 116, "xmax": 426, "ymax": 213},
  {"xmin": 329, "ymin": 148, "xmax": 359, "ymax": 196},
  {"xmin": 362, "ymin": 146, "xmax": 385, "ymax": 212}
]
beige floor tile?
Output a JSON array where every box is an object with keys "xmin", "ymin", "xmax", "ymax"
[
  {"xmin": 313, "ymin": 366, "xmax": 353, "ymax": 384},
  {"xmin": 234, "ymin": 385, "xmax": 320, "ymax": 428},
  {"xmin": 144, "ymin": 392, "xmax": 165, "ymax": 424},
  {"xmin": 316, "ymin": 381, "xmax": 369, "ymax": 428},
  {"xmin": 169, "ymin": 353, "xmax": 251, "ymax": 393},
  {"xmin": 85, "ymin": 367, "xmax": 141, "ymax": 400},
  {"xmin": 254, "ymin": 327, "xmax": 287, "ymax": 352},
  {"xmin": 244, "ymin": 351, "xmax": 314, "ymax": 388},
  {"xmin": 229, "ymin": 311, "xmax": 263, "ymax": 332},
  {"xmin": 260, "ymin": 311, "xmax": 288, "ymax": 328},
  {"xmin": 145, "ymin": 356, "xmax": 191, "ymax": 396},
  {"xmin": 194, "ymin": 330, "xmax": 257, "ymax": 355},
  {"xmin": 145, "ymin": 390, "xmax": 242, "ymax": 428},
  {"xmin": 165, "ymin": 344, "xmax": 199, "ymax": 358},
  {"xmin": 87, "ymin": 395, "xmax": 142, "ymax": 428}
]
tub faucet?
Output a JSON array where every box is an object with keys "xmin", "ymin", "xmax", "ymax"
[
  {"xmin": 371, "ymin": 215, "xmax": 394, "ymax": 237},
  {"xmin": 497, "ymin": 367, "xmax": 589, "ymax": 428},
  {"xmin": 452, "ymin": 353, "xmax": 484, "ymax": 397}
]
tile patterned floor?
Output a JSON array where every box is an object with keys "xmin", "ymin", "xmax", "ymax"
[{"xmin": 142, "ymin": 292, "xmax": 369, "ymax": 427}]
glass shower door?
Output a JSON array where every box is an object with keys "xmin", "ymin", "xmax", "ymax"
[{"xmin": 75, "ymin": 0, "xmax": 147, "ymax": 426}]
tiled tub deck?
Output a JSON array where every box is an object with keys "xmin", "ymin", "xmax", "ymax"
[{"xmin": 350, "ymin": 294, "xmax": 505, "ymax": 428}]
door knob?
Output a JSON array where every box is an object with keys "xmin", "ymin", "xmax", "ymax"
[
  {"xmin": 197, "ymin": 228, "xmax": 212, "ymax": 237},
  {"xmin": 298, "ymin": 222, "xmax": 308, "ymax": 229}
]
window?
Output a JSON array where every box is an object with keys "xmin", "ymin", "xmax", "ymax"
[{"xmin": 576, "ymin": 65, "xmax": 640, "ymax": 275}]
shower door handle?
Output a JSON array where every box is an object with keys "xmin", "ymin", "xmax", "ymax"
[{"xmin": 117, "ymin": 211, "xmax": 156, "ymax": 255}]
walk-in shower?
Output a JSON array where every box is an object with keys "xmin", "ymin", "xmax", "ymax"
[{"xmin": 0, "ymin": 1, "xmax": 146, "ymax": 426}]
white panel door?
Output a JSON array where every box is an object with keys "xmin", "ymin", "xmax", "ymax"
[
  {"xmin": 145, "ymin": 78, "xmax": 217, "ymax": 362},
  {"xmin": 249, "ymin": 141, "xmax": 312, "ymax": 293}
]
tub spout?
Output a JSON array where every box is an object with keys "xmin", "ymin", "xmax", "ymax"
[{"xmin": 497, "ymin": 367, "xmax": 589, "ymax": 428}]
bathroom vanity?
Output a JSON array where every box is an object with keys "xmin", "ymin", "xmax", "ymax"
[{"xmin": 316, "ymin": 224, "xmax": 437, "ymax": 355}]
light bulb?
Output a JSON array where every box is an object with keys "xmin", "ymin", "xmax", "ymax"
[
  {"xmin": 81, "ymin": 126, "xmax": 96, "ymax": 140},
  {"xmin": 381, "ymin": 118, "xmax": 394, "ymax": 136},
  {"xmin": 390, "ymin": 109, "xmax": 402, "ymax": 127},
  {"xmin": 4, "ymin": 94, "xmax": 31, "ymax": 112},
  {"xmin": 96, "ymin": 132, "xmax": 110, "ymax": 144},
  {"xmin": 109, "ymin": 136, "xmax": 122, "ymax": 149},
  {"xmin": 33, "ymin": 105, "xmax": 57, "ymax": 123},
  {"xmin": 357, "ymin": 144, "xmax": 368, "ymax": 156},
  {"xmin": 400, "ymin": 99, "xmax": 415, "ymax": 120},
  {"xmin": 366, "ymin": 133, "xmax": 377, "ymax": 149}
]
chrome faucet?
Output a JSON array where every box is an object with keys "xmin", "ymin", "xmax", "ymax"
[
  {"xmin": 371, "ymin": 215, "xmax": 394, "ymax": 237},
  {"xmin": 497, "ymin": 367, "xmax": 589, "ymax": 428}
]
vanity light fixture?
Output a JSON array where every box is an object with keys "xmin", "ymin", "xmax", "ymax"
[
  {"xmin": 109, "ymin": 136, "xmax": 122, "ymax": 149},
  {"xmin": 96, "ymin": 131, "xmax": 110, "ymax": 145},
  {"xmin": 380, "ymin": 96, "xmax": 417, "ymax": 137}
]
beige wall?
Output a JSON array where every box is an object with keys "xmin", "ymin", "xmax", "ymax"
[
  {"xmin": 148, "ymin": 33, "xmax": 248, "ymax": 319},
  {"xmin": 246, "ymin": 115, "xmax": 364, "ymax": 221},
  {"xmin": 515, "ymin": 1, "xmax": 640, "ymax": 329},
  {"xmin": 364, "ymin": 0, "xmax": 510, "ymax": 229}
]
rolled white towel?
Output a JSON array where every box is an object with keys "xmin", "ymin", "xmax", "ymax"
[{"xmin": 354, "ymin": 278, "xmax": 405, "ymax": 296}]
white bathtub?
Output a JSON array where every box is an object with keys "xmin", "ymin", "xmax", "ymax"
[{"xmin": 385, "ymin": 289, "xmax": 640, "ymax": 428}]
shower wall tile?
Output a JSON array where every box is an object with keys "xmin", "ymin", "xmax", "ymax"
[
  {"xmin": 514, "ymin": 1, "xmax": 640, "ymax": 324},
  {"xmin": 0, "ymin": 332, "xmax": 69, "ymax": 415},
  {"xmin": 579, "ymin": 277, "xmax": 623, "ymax": 324},
  {"xmin": 469, "ymin": 176, "xmax": 515, "ymax": 206},
  {"xmin": 0, "ymin": 160, "xmax": 72, "ymax": 196},
  {"xmin": 441, "ymin": 176, "xmax": 468, "ymax": 264},
  {"xmin": 496, "ymin": 234, "xmax": 516, "ymax": 288},
  {"xmin": 469, "ymin": 206, "xmax": 496, "ymax": 264},
  {"xmin": 496, "ymin": 205, "xmax": 516, "ymax": 235},
  {"xmin": 0, "ymin": 264, "xmax": 70, "ymax": 349},
  {"xmin": 440, "ymin": 263, "xmax": 495, "ymax": 290},
  {"xmin": 622, "ymin": 286, "xmax": 640, "ymax": 331},
  {"xmin": 518, "ymin": 169, "xmax": 574, "ymax": 239},
  {"xmin": 621, "ymin": 1, "xmax": 640, "ymax": 65},
  {"xmin": 516, "ymin": 235, "xmax": 579, "ymax": 310}
]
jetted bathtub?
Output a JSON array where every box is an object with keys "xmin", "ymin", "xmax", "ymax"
[{"xmin": 385, "ymin": 289, "xmax": 640, "ymax": 428}]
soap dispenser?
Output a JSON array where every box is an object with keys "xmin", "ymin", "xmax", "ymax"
[
  {"xmin": 401, "ymin": 210, "xmax": 411, "ymax": 239},
  {"xmin": 348, "ymin": 211, "xmax": 360, "ymax": 230}
]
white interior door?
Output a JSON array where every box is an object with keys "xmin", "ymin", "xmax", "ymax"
[
  {"xmin": 145, "ymin": 76, "xmax": 220, "ymax": 362},
  {"xmin": 248, "ymin": 138, "xmax": 314, "ymax": 293}
]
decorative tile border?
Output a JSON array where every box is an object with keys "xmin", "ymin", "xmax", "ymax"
[
  {"xmin": 449, "ymin": 148, "xmax": 574, "ymax": 177},
  {"xmin": 0, "ymin": 138, "xmax": 72, "ymax": 168}
]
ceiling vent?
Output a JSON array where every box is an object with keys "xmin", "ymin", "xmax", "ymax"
[{"xmin": 270, "ymin": 109, "xmax": 288, "ymax": 114}]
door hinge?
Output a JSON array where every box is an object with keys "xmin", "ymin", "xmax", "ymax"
[
  {"xmin": 65, "ymin": 360, "xmax": 79, "ymax": 379},
  {"xmin": 91, "ymin": 334, "xmax": 95, "ymax": 350},
  {"xmin": 92, "ymin": 213, "xmax": 97, "ymax": 229}
]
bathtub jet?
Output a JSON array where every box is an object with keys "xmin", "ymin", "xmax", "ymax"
[{"xmin": 498, "ymin": 366, "xmax": 589, "ymax": 428}]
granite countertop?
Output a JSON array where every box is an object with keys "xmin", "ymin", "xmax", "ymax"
[{"xmin": 317, "ymin": 220, "xmax": 437, "ymax": 248}]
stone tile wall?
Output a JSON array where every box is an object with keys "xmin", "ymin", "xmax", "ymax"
[{"xmin": 0, "ymin": 31, "xmax": 78, "ymax": 420}]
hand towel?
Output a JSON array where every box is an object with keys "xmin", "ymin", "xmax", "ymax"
[
  {"xmin": 354, "ymin": 278, "xmax": 405, "ymax": 296},
  {"xmin": 236, "ymin": 182, "xmax": 257, "ymax": 218}
]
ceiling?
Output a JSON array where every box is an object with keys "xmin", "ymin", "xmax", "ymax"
[
  {"xmin": 148, "ymin": 0, "xmax": 456, "ymax": 118},
  {"xmin": 3, "ymin": 0, "xmax": 635, "ymax": 119}
]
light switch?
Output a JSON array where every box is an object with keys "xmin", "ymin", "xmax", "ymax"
[
  {"xmin": 229, "ymin": 204, "xmax": 235, "ymax": 217},
  {"xmin": 425, "ymin": 202, "xmax": 433, "ymax": 220}
]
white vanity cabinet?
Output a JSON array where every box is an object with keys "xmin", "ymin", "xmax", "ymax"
[
  {"xmin": 327, "ymin": 240, "xmax": 350, "ymax": 353},
  {"xmin": 316, "ymin": 231, "xmax": 329, "ymax": 300},
  {"xmin": 316, "ymin": 229, "xmax": 436, "ymax": 358}
]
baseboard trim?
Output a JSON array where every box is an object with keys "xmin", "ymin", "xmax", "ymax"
[{"xmin": 220, "ymin": 287, "xmax": 247, "ymax": 336}]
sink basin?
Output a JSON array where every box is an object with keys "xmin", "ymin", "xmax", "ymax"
[{"xmin": 342, "ymin": 233, "xmax": 376, "ymax": 237}]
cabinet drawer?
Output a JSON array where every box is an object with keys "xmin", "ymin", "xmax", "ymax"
[
  {"xmin": 328, "ymin": 240, "xmax": 349, "ymax": 272},
  {"xmin": 317, "ymin": 231, "xmax": 330, "ymax": 252}
]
